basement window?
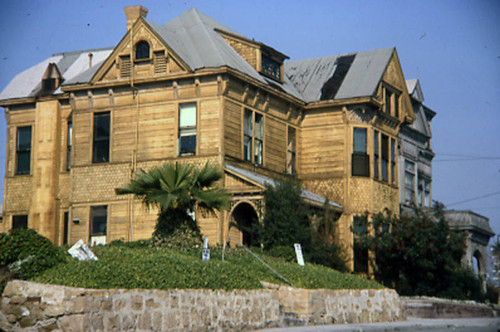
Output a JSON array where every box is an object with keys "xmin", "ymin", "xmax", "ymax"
[{"xmin": 12, "ymin": 215, "xmax": 28, "ymax": 230}]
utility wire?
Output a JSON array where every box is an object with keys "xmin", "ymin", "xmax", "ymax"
[{"xmin": 447, "ymin": 191, "xmax": 500, "ymax": 207}]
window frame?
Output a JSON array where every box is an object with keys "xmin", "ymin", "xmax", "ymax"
[
  {"xmin": 261, "ymin": 53, "xmax": 282, "ymax": 82},
  {"xmin": 12, "ymin": 214, "xmax": 28, "ymax": 230},
  {"xmin": 352, "ymin": 127, "xmax": 369, "ymax": 177},
  {"xmin": 383, "ymin": 85, "xmax": 401, "ymax": 118},
  {"xmin": 353, "ymin": 215, "xmax": 369, "ymax": 274},
  {"xmin": 66, "ymin": 117, "xmax": 72, "ymax": 171},
  {"xmin": 90, "ymin": 205, "xmax": 107, "ymax": 237},
  {"xmin": 373, "ymin": 130, "xmax": 397, "ymax": 185},
  {"xmin": 178, "ymin": 102, "xmax": 197, "ymax": 157},
  {"xmin": 287, "ymin": 126, "xmax": 297, "ymax": 175},
  {"xmin": 15, "ymin": 126, "xmax": 32, "ymax": 175},
  {"xmin": 404, "ymin": 160, "xmax": 416, "ymax": 204},
  {"xmin": 135, "ymin": 40, "xmax": 151, "ymax": 61},
  {"xmin": 243, "ymin": 108, "xmax": 264, "ymax": 166},
  {"xmin": 92, "ymin": 112, "xmax": 110, "ymax": 164}
]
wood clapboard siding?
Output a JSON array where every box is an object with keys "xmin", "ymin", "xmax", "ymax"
[
  {"xmin": 137, "ymin": 104, "xmax": 177, "ymax": 160},
  {"xmin": 264, "ymin": 118, "xmax": 286, "ymax": 173},
  {"xmin": 223, "ymin": 99, "xmax": 242, "ymax": 160},
  {"xmin": 73, "ymin": 112, "xmax": 92, "ymax": 166},
  {"xmin": 300, "ymin": 109, "xmax": 345, "ymax": 177},
  {"xmin": 199, "ymin": 99, "xmax": 221, "ymax": 155}
]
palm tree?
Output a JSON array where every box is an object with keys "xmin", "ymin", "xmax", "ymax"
[{"xmin": 115, "ymin": 162, "xmax": 230, "ymax": 248}]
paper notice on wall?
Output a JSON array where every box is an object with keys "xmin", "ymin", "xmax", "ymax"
[
  {"xmin": 294, "ymin": 243, "xmax": 305, "ymax": 266},
  {"xmin": 68, "ymin": 239, "xmax": 98, "ymax": 261}
]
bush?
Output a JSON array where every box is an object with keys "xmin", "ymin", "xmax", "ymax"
[
  {"xmin": 353, "ymin": 205, "xmax": 489, "ymax": 301},
  {"xmin": 34, "ymin": 241, "xmax": 382, "ymax": 291},
  {"xmin": 0, "ymin": 228, "xmax": 68, "ymax": 293}
]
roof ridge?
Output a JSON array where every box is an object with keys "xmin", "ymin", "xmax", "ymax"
[{"xmin": 52, "ymin": 46, "xmax": 114, "ymax": 57}]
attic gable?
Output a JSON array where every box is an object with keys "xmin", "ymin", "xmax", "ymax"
[
  {"xmin": 377, "ymin": 49, "xmax": 415, "ymax": 123},
  {"xmin": 91, "ymin": 17, "xmax": 190, "ymax": 84}
]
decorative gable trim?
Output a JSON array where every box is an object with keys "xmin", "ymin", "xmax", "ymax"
[{"xmin": 90, "ymin": 18, "xmax": 191, "ymax": 85}]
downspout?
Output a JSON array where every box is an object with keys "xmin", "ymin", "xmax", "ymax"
[{"xmin": 128, "ymin": 22, "xmax": 140, "ymax": 242}]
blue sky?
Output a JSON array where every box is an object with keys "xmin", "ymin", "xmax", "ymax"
[{"xmin": 0, "ymin": 0, "xmax": 499, "ymax": 234}]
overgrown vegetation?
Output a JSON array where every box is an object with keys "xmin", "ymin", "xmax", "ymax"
[
  {"xmin": 0, "ymin": 228, "xmax": 68, "ymax": 293},
  {"xmin": 352, "ymin": 205, "xmax": 486, "ymax": 301},
  {"xmin": 254, "ymin": 178, "xmax": 347, "ymax": 271},
  {"xmin": 33, "ymin": 240, "xmax": 381, "ymax": 291},
  {"xmin": 115, "ymin": 162, "xmax": 230, "ymax": 250}
]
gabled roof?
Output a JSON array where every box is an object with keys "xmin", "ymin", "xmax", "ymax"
[
  {"xmin": 404, "ymin": 79, "xmax": 435, "ymax": 138},
  {"xmin": 285, "ymin": 48, "xmax": 395, "ymax": 103},
  {"xmin": 0, "ymin": 48, "xmax": 112, "ymax": 101},
  {"xmin": 143, "ymin": 9, "xmax": 303, "ymax": 99},
  {"xmin": 225, "ymin": 164, "xmax": 342, "ymax": 210}
]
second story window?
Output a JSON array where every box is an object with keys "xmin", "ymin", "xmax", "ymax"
[
  {"xmin": 373, "ymin": 131, "xmax": 397, "ymax": 184},
  {"xmin": 352, "ymin": 127, "xmax": 369, "ymax": 177},
  {"xmin": 16, "ymin": 126, "xmax": 32, "ymax": 175},
  {"xmin": 404, "ymin": 160, "xmax": 415, "ymax": 204},
  {"xmin": 67, "ymin": 118, "xmax": 72, "ymax": 170},
  {"xmin": 178, "ymin": 103, "xmax": 197, "ymax": 156},
  {"xmin": 135, "ymin": 41, "xmax": 150, "ymax": 60},
  {"xmin": 243, "ymin": 109, "xmax": 263, "ymax": 165},
  {"xmin": 93, "ymin": 112, "xmax": 110, "ymax": 163},
  {"xmin": 287, "ymin": 126, "xmax": 296, "ymax": 175}
]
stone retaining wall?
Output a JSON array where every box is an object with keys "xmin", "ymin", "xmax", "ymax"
[
  {"xmin": 1, "ymin": 280, "xmax": 402, "ymax": 331},
  {"xmin": 402, "ymin": 297, "xmax": 499, "ymax": 319}
]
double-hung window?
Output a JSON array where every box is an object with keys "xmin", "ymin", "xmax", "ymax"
[
  {"xmin": 16, "ymin": 126, "xmax": 32, "ymax": 175},
  {"xmin": 243, "ymin": 109, "xmax": 263, "ymax": 165},
  {"xmin": 352, "ymin": 128, "xmax": 369, "ymax": 177},
  {"xmin": 381, "ymin": 134, "xmax": 389, "ymax": 182},
  {"xmin": 373, "ymin": 131, "xmax": 397, "ymax": 184},
  {"xmin": 391, "ymin": 138, "xmax": 396, "ymax": 185},
  {"xmin": 287, "ymin": 127, "xmax": 296, "ymax": 175},
  {"xmin": 178, "ymin": 103, "xmax": 197, "ymax": 156},
  {"xmin": 404, "ymin": 160, "xmax": 416, "ymax": 204},
  {"xmin": 67, "ymin": 118, "xmax": 72, "ymax": 170},
  {"xmin": 90, "ymin": 205, "xmax": 107, "ymax": 246},
  {"xmin": 93, "ymin": 112, "xmax": 110, "ymax": 163},
  {"xmin": 373, "ymin": 130, "xmax": 379, "ymax": 179},
  {"xmin": 418, "ymin": 177, "xmax": 431, "ymax": 207}
]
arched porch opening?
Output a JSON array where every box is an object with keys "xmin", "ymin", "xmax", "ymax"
[{"xmin": 230, "ymin": 202, "xmax": 259, "ymax": 247}]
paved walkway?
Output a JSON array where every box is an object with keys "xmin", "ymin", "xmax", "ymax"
[{"xmin": 256, "ymin": 317, "xmax": 500, "ymax": 331}]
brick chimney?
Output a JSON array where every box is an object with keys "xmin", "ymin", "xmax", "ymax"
[{"xmin": 124, "ymin": 5, "xmax": 148, "ymax": 31}]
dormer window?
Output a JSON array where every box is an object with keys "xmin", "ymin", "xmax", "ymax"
[
  {"xmin": 261, "ymin": 54, "xmax": 281, "ymax": 81},
  {"xmin": 135, "ymin": 41, "xmax": 150, "ymax": 60}
]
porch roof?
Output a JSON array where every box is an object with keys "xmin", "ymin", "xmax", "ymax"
[{"xmin": 224, "ymin": 164, "xmax": 342, "ymax": 210}]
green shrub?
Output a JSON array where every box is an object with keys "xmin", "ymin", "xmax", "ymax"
[
  {"xmin": 34, "ymin": 240, "xmax": 382, "ymax": 291},
  {"xmin": 0, "ymin": 228, "xmax": 67, "ymax": 280}
]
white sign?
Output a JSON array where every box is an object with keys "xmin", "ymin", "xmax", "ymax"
[
  {"xmin": 202, "ymin": 249, "xmax": 210, "ymax": 261},
  {"xmin": 294, "ymin": 243, "xmax": 305, "ymax": 266},
  {"xmin": 202, "ymin": 236, "xmax": 210, "ymax": 261},
  {"xmin": 68, "ymin": 239, "xmax": 98, "ymax": 261}
]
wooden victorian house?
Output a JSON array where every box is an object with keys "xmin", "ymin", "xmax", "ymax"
[{"xmin": 0, "ymin": 6, "xmax": 415, "ymax": 270}]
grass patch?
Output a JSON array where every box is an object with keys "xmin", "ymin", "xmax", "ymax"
[{"xmin": 33, "ymin": 240, "xmax": 382, "ymax": 291}]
